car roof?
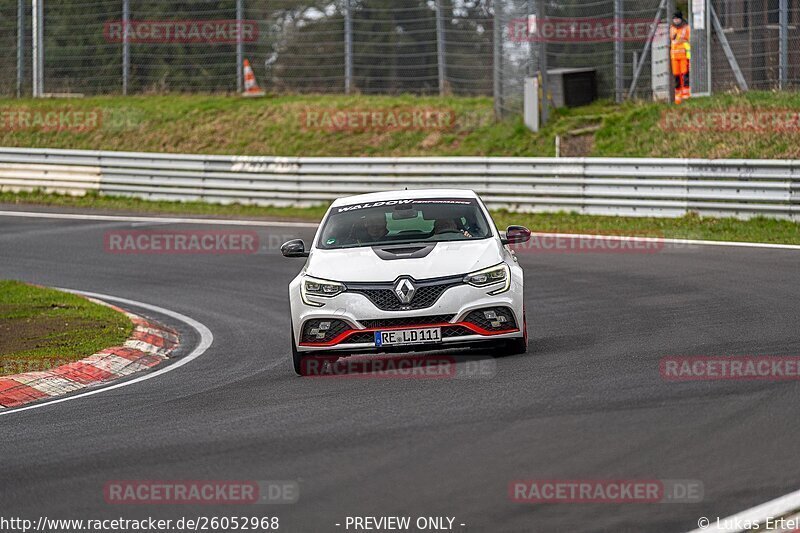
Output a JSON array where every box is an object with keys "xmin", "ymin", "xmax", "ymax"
[{"xmin": 330, "ymin": 189, "xmax": 478, "ymax": 207}]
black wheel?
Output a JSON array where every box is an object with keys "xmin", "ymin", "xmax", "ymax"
[
  {"xmin": 291, "ymin": 323, "xmax": 311, "ymax": 376},
  {"xmin": 502, "ymin": 336, "xmax": 528, "ymax": 356},
  {"xmin": 292, "ymin": 343, "xmax": 311, "ymax": 376},
  {"xmin": 495, "ymin": 309, "xmax": 528, "ymax": 356},
  {"xmin": 291, "ymin": 326, "xmax": 339, "ymax": 376}
]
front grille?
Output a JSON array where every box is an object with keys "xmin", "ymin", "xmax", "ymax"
[
  {"xmin": 463, "ymin": 307, "xmax": 518, "ymax": 331},
  {"xmin": 347, "ymin": 275, "xmax": 463, "ymax": 311},
  {"xmin": 442, "ymin": 325, "xmax": 473, "ymax": 338},
  {"xmin": 347, "ymin": 332, "xmax": 375, "ymax": 343},
  {"xmin": 360, "ymin": 315, "xmax": 454, "ymax": 329},
  {"xmin": 301, "ymin": 319, "xmax": 351, "ymax": 343}
]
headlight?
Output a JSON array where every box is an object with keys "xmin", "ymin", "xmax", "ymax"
[
  {"xmin": 463, "ymin": 263, "xmax": 511, "ymax": 295},
  {"xmin": 301, "ymin": 276, "xmax": 345, "ymax": 306}
]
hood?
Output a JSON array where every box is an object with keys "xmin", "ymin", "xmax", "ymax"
[{"xmin": 306, "ymin": 239, "xmax": 504, "ymax": 282}]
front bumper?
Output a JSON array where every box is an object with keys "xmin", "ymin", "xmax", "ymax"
[{"xmin": 290, "ymin": 276, "xmax": 525, "ymax": 354}]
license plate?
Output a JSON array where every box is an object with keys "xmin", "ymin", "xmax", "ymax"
[{"xmin": 374, "ymin": 327, "xmax": 442, "ymax": 347}]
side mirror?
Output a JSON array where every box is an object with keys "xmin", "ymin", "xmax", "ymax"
[
  {"xmin": 502, "ymin": 225, "xmax": 531, "ymax": 245},
  {"xmin": 281, "ymin": 239, "xmax": 309, "ymax": 258}
]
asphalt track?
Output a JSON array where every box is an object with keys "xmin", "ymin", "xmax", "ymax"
[{"xmin": 1, "ymin": 205, "xmax": 800, "ymax": 533}]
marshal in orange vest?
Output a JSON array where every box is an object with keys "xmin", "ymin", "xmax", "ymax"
[{"xmin": 670, "ymin": 12, "xmax": 691, "ymax": 104}]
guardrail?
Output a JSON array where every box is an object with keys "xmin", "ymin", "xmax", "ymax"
[{"xmin": 1, "ymin": 147, "xmax": 798, "ymax": 220}]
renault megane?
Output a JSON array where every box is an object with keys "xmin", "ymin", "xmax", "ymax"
[{"xmin": 281, "ymin": 189, "xmax": 531, "ymax": 375}]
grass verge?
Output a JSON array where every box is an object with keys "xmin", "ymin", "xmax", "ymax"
[
  {"xmin": 2, "ymin": 91, "xmax": 800, "ymax": 158},
  {"xmin": 2, "ymin": 190, "xmax": 799, "ymax": 245},
  {"xmin": 0, "ymin": 281, "xmax": 132, "ymax": 377}
]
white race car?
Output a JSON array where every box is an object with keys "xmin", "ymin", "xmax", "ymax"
[{"xmin": 281, "ymin": 189, "xmax": 531, "ymax": 376}]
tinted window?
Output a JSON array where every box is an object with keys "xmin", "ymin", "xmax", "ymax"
[{"xmin": 317, "ymin": 198, "xmax": 492, "ymax": 249}]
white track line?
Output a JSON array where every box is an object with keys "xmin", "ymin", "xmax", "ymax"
[
  {"xmin": 0, "ymin": 289, "xmax": 213, "ymax": 417},
  {"xmin": 0, "ymin": 209, "xmax": 319, "ymax": 228},
  {"xmin": 1, "ymin": 209, "xmax": 799, "ymax": 251},
  {"xmin": 688, "ymin": 488, "xmax": 800, "ymax": 532},
  {"xmin": 529, "ymin": 231, "xmax": 800, "ymax": 251}
]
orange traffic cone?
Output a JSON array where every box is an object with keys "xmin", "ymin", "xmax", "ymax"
[{"xmin": 242, "ymin": 59, "xmax": 265, "ymax": 97}]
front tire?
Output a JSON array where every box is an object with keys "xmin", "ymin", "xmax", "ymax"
[
  {"xmin": 496, "ymin": 309, "xmax": 528, "ymax": 356},
  {"xmin": 292, "ymin": 327, "xmax": 339, "ymax": 376},
  {"xmin": 502, "ymin": 336, "xmax": 528, "ymax": 356},
  {"xmin": 292, "ymin": 344, "xmax": 310, "ymax": 376},
  {"xmin": 291, "ymin": 323, "xmax": 312, "ymax": 376}
]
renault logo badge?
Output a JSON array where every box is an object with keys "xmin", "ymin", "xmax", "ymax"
[{"xmin": 394, "ymin": 278, "xmax": 416, "ymax": 304}]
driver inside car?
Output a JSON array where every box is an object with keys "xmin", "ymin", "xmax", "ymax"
[
  {"xmin": 350, "ymin": 212, "xmax": 390, "ymax": 244},
  {"xmin": 433, "ymin": 218, "xmax": 472, "ymax": 238}
]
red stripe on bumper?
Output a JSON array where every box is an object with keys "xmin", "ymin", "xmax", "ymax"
[{"xmin": 300, "ymin": 322, "xmax": 519, "ymax": 348}]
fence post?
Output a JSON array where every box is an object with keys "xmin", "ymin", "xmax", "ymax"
[
  {"xmin": 435, "ymin": 0, "xmax": 446, "ymax": 95},
  {"xmin": 709, "ymin": 2, "xmax": 748, "ymax": 91},
  {"xmin": 123, "ymin": 0, "xmax": 130, "ymax": 95},
  {"xmin": 17, "ymin": 0, "xmax": 24, "ymax": 97},
  {"xmin": 779, "ymin": 0, "xmax": 788, "ymax": 89},
  {"xmin": 32, "ymin": 0, "xmax": 43, "ymax": 97},
  {"xmin": 344, "ymin": 0, "xmax": 353, "ymax": 94},
  {"xmin": 627, "ymin": 0, "xmax": 666, "ymax": 98},
  {"xmin": 527, "ymin": 0, "xmax": 534, "ymax": 77},
  {"xmin": 614, "ymin": 0, "xmax": 623, "ymax": 103},
  {"xmin": 707, "ymin": 0, "xmax": 712, "ymax": 93},
  {"xmin": 537, "ymin": 0, "xmax": 548, "ymax": 123},
  {"xmin": 688, "ymin": 0, "xmax": 710, "ymax": 96},
  {"xmin": 236, "ymin": 0, "xmax": 243, "ymax": 93},
  {"xmin": 492, "ymin": 0, "xmax": 502, "ymax": 118}
]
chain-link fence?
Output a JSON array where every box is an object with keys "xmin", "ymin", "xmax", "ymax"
[
  {"xmin": 0, "ymin": 0, "xmax": 495, "ymax": 96},
  {"xmin": 1, "ymin": 1, "xmax": 799, "ymax": 116},
  {"xmin": 709, "ymin": 0, "xmax": 800, "ymax": 91},
  {"xmin": 493, "ymin": 0, "xmax": 667, "ymax": 117}
]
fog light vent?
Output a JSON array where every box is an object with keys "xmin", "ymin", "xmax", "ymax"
[
  {"xmin": 464, "ymin": 307, "xmax": 518, "ymax": 331},
  {"xmin": 301, "ymin": 319, "xmax": 350, "ymax": 343}
]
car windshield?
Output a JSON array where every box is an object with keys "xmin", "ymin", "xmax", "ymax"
[{"xmin": 317, "ymin": 197, "xmax": 492, "ymax": 249}]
